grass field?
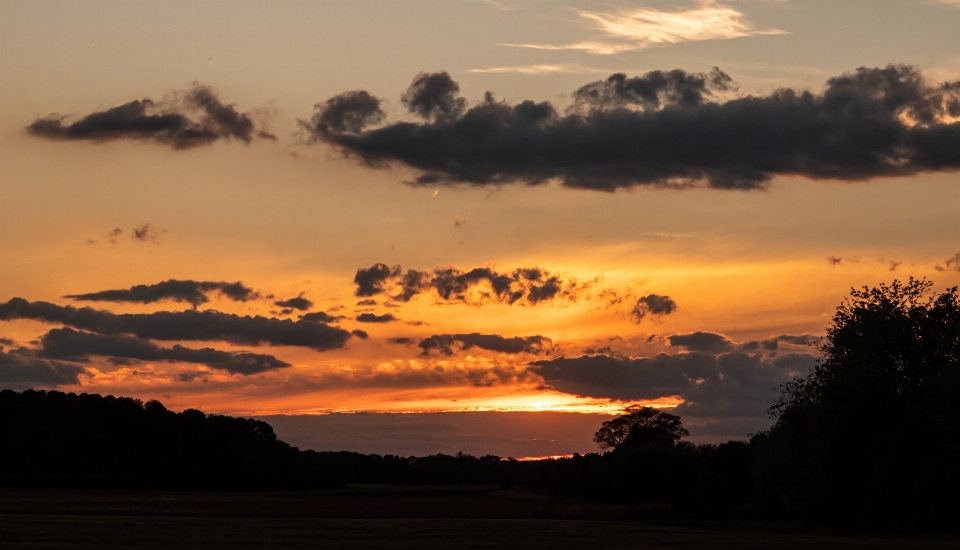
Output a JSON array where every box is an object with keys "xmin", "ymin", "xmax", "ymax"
[{"xmin": 1, "ymin": 486, "xmax": 956, "ymax": 549}]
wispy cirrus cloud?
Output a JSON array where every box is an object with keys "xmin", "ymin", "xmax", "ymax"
[
  {"xmin": 504, "ymin": 3, "xmax": 787, "ymax": 55},
  {"xmin": 466, "ymin": 64, "xmax": 607, "ymax": 75}
]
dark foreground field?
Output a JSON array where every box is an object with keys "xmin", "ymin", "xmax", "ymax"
[{"xmin": 1, "ymin": 486, "xmax": 957, "ymax": 550}]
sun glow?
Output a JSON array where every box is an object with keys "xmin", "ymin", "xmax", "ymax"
[{"xmin": 218, "ymin": 393, "xmax": 683, "ymax": 417}]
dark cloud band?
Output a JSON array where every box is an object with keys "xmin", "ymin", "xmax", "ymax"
[
  {"xmin": 0, "ymin": 346, "xmax": 86, "ymax": 388},
  {"xmin": 354, "ymin": 263, "xmax": 587, "ymax": 305},
  {"xmin": 669, "ymin": 331, "xmax": 819, "ymax": 354},
  {"xmin": 300, "ymin": 311, "xmax": 341, "ymax": 323},
  {"xmin": 356, "ymin": 313, "xmax": 397, "ymax": 323},
  {"xmin": 38, "ymin": 328, "xmax": 289, "ymax": 375},
  {"xmin": 66, "ymin": 280, "xmax": 259, "ymax": 308},
  {"xmin": 530, "ymin": 350, "xmax": 817, "ymax": 418},
  {"xmin": 274, "ymin": 295, "xmax": 314, "ymax": 311},
  {"xmin": 416, "ymin": 333, "xmax": 553, "ymax": 356},
  {"xmin": 27, "ymin": 85, "xmax": 271, "ymax": 149},
  {"xmin": 306, "ymin": 66, "xmax": 960, "ymax": 190},
  {"xmin": 668, "ymin": 331, "xmax": 735, "ymax": 353},
  {"xmin": 0, "ymin": 298, "xmax": 352, "ymax": 352}
]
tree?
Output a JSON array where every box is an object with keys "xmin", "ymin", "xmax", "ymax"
[
  {"xmin": 594, "ymin": 405, "xmax": 689, "ymax": 452},
  {"xmin": 757, "ymin": 278, "xmax": 960, "ymax": 525}
]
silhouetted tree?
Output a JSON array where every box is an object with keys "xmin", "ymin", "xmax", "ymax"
[
  {"xmin": 755, "ymin": 278, "xmax": 960, "ymax": 525},
  {"xmin": 594, "ymin": 405, "xmax": 689, "ymax": 452},
  {"xmin": 0, "ymin": 390, "xmax": 340, "ymax": 491},
  {"xmin": 0, "ymin": 389, "xmax": 759, "ymax": 514}
]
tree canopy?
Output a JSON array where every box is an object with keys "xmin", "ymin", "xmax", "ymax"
[
  {"xmin": 757, "ymin": 278, "xmax": 960, "ymax": 525},
  {"xmin": 594, "ymin": 405, "xmax": 689, "ymax": 452}
]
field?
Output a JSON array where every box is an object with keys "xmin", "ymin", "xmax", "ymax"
[{"xmin": 1, "ymin": 486, "xmax": 957, "ymax": 549}]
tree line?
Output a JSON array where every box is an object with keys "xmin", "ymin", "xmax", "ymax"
[{"xmin": 1, "ymin": 279, "xmax": 957, "ymax": 527}]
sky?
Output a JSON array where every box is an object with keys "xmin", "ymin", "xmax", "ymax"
[{"xmin": 1, "ymin": 0, "xmax": 959, "ymax": 456}]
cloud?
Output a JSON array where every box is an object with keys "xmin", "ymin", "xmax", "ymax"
[
  {"xmin": 307, "ymin": 66, "xmax": 960, "ymax": 191},
  {"xmin": 300, "ymin": 90, "xmax": 384, "ymax": 136},
  {"xmin": 178, "ymin": 371, "xmax": 206, "ymax": 383},
  {"xmin": 289, "ymin": 362, "xmax": 534, "ymax": 393},
  {"xmin": 66, "ymin": 279, "xmax": 259, "ymax": 308},
  {"xmin": 27, "ymin": 84, "xmax": 268, "ymax": 149},
  {"xmin": 570, "ymin": 68, "xmax": 735, "ymax": 112},
  {"xmin": 38, "ymin": 327, "xmax": 290, "ymax": 375},
  {"xmin": 353, "ymin": 263, "xmax": 589, "ymax": 305},
  {"xmin": 105, "ymin": 228, "xmax": 123, "ymax": 244},
  {"xmin": 773, "ymin": 334, "xmax": 820, "ymax": 346},
  {"xmin": 504, "ymin": 4, "xmax": 785, "ymax": 55},
  {"xmin": 90, "ymin": 225, "xmax": 166, "ymax": 245},
  {"xmin": 401, "ymin": 71, "xmax": 467, "ymax": 121},
  {"xmin": 299, "ymin": 311, "xmax": 341, "ymax": 323},
  {"xmin": 529, "ymin": 350, "xmax": 817, "ymax": 417},
  {"xmin": 130, "ymin": 223, "xmax": 166, "ymax": 242},
  {"xmin": 466, "ymin": 64, "xmax": 606, "ymax": 75},
  {"xmin": 935, "ymin": 252, "xmax": 960, "ymax": 272},
  {"xmin": 417, "ymin": 333, "xmax": 553, "ymax": 356},
  {"xmin": 669, "ymin": 332, "xmax": 735, "ymax": 353},
  {"xmin": 740, "ymin": 333, "xmax": 820, "ymax": 352},
  {"xmin": 630, "ymin": 294, "xmax": 678, "ymax": 322},
  {"xmin": 0, "ymin": 346, "xmax": 86, "ymax": 389},
  {"xmin": 0, "ymin": 298, "xmax": 352, "ymax": 351},
  {"xmin": 353, "ymin": 263, "xmax": 401, "ymax": 297},
  {"xmin": 432, "ymin": 266, "xmax": 578, "ymax": 304},
  {"xmin": 741, "ymin": 338, "xmax": 775, "ymax": 352},
  {"xmin": 355, "ymin": 313, "xmax": 398, "ymax": 323},
  {"xmin": 830, "ymin": 256, "xmax": 908, "ymax": 271},
  {"xmin": 274, "ymin": 294, "xmax": 314, "ymax": 311}
]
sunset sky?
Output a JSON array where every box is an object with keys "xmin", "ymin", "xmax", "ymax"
[{"xmin": 2, "ymin": 0, "xmax": 959, "ymax": 457}]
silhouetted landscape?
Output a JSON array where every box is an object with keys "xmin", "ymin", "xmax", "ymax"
[
  {"xmin": 2, "ymin": 280, "xmax": 958, "ymax": 547},
  {"xmin": 5, "ymin": 0, "xmax": 960, "ymax": 547}
]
